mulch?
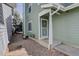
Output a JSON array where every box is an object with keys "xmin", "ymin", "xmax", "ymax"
[{"xmin": 8, "ymin": 33, "xmax": 67, "ymax": 56}]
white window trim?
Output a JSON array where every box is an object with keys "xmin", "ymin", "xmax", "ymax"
[{"xmin": 27, "ymin": 20, "xmax": 32, "ymax": 32}]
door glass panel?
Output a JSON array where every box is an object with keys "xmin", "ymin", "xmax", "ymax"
[
  {"xmin": 42, "ymin": 20, "xmax": 47, "ymax": 27},
  {"xmin": 41, "ymin": 19, "xmax": 48, "ymax": 37},
  {"xmin": 42, "ymin": 28, "xmax": 48, "ymax": 36}
]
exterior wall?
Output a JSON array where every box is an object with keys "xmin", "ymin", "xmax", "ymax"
[
  {"xmin": 53, "ymin": 7, "xmax": 79, "ymax": 48},
  {"xmin": 0, "ymin": 4, "xmax": 12, "ymax": 55},
  {"xmin": 25, "ymin": 3, "xmax": 44, "ymax": 38},
  {"xmin": 1, "ymin": 4, "xmax": 12, "ymax": 55},
  {"xmin": 2, "ymin": 4, "xmax": 12, "ymax": 41},
  {"xmin": 24, "ymin": 3, "xmax": 79, "ymax": 48},
  {"xmin": 0, "ymin": 3, "xmax": 5, "ymax": 55},
  {"xmin": 0, "ymin": 3, "xmax": 15, "ymax": 55}
]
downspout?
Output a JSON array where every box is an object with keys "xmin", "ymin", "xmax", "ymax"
[
  {"xmin": 48, "ymin": 5, "xmax": 60, "ymax": 50},
  {"xmin": 23, "ymin": 4, "xmax": 26, "ymax": 38}
]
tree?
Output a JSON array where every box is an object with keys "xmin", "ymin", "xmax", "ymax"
[
  {"xmin": 12, "ymin": 10, "xmax": 23, "ymax": 33},
  {"xmin": 13, "ymin": 10, "xmax": 22, "ymax": 25}
]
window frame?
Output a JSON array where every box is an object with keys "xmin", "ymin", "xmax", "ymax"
[
  {"xmin": 28, "ymin": 6, "xmax": 31, "ymax": 13},
  {"xmin": 28, "ymin": 3, "xmax": 32, "ymax": 13},
  {"xmin": 27, "ymin": 20, "xmax": 32, "ymax": 32}
]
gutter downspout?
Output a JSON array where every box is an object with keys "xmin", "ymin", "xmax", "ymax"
[
  {"xmin": 23, "ymin": 4, "xmax": 26, "ymax": 38},
  {"xmin": 48, "ymin": 6, "xmax": 60, "ymax": 50}
]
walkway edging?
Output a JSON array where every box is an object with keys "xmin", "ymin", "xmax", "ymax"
[{"xmin": 29, "ymin": 37, "xmax": 48, "ymax": 49}]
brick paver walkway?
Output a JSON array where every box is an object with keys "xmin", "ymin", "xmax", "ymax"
[{"xmin": 8, "ymin": 33, "xmax": 66, "ymax": 56}]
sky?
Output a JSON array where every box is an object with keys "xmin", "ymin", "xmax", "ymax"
[{"xmin": 16, "ymin": 3, "xmax": 24, "ymax": 18}]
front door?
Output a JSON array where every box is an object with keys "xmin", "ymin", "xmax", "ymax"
[{"xmin": 41, "ymin": 18, "xmax": 48, "ymax": 39}]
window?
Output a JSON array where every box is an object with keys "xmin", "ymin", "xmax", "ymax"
[
  {"xmin": 29, "ymin": 6, "xmax": 31, "ymax": 13},
  {"xmin": 28, "ymin": 21, "xmax": 32, "ymax": 32}
]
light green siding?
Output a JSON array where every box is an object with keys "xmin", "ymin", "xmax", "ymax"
[
  {"xmin": 25, "ymin": 4, "xmax": 43, "ymax": 38},
  {"xmin": 53, "ymin": 7, "xmax": 79, "ymax": 47},
  {"xmin": 24, "ymin": 4, "xmax": 79, "ymax": 47}
]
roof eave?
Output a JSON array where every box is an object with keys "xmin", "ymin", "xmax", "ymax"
[
  {"xmin": 62, "ymin": 3, "xmax": 79, "ymax": 11},
  {"xmin": 41, "ymin": 3, "xmax": 79, "ymax": 12},
  {"xmin": 41, "ymin": 3, "xmax": 65, "ymax": 11}
]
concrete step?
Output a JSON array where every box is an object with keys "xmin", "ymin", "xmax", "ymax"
[
  {"xmin": 30, "ymin": 37, "xmax": 48, "ymax": 48},
  {"xmin": 54, "ymin": 44, "xmax": 79, "ymax": 56}
]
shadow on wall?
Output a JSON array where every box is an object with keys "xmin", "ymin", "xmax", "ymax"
[{"xmin": 6, "ymin": 15, "xmax": 12, "ymax": 41}]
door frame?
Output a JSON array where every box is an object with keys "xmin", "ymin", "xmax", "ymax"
[{"xmin": 41, "ymin": 18, "xmax": 48, "ymax": 39}]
